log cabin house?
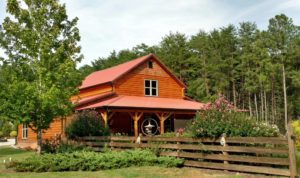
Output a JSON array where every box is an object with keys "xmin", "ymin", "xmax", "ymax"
[{"xmin": 17, "ymin": 54, "xmax": 205, "ymax": 148}]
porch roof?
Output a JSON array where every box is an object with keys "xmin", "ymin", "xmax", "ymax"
[{"xmin": 76, "ymin": 95, "xmax": 206, "ymax": 111}]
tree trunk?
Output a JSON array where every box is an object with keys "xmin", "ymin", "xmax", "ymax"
[
  {"xmin": 248, "ymin": 92, "xmax": 252, "ymax": 117},
  {"xmin": 271, "ymin": 80, "xmax": 275, "ymax": 124},
  {"xmin": 15, "ymin": 127, "xmax": 18, "ymax": 146},
  {"xmin": 37, "ymin": 129, "xmax": 42, "ymax": 154},
  {"xmin": 274, "ymin": 92, "xmax": 278, "ymax": 124},
  {"xmin": 264, "ymin": 90, "xmax": 268, "ymax": 123},
  {"xmin": 254, "ymin": 93, "xmax": 259, "ymax": 121},
  {"xmin": 203, "ymin": 59, "xmax": 210, "ymax": 97},
  {"xmin": 260, "ymin": 88, "xmax": 264, "ymax": 121},
  {"xmin": 282, "ymin": 64, "xmax": 288, "ymax": 131},
  {"xmin": 232, "ymin": 80, "xmax": 237, "ymax": 107}
]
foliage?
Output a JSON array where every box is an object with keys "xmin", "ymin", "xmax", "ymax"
[
  {"xmin": 0, "ymin": 121, "xmax": 13, "ymax": 137},
  {"xmin": 186, "ymin": 98, "xmax": 280, "ymax": 137},
  {"xmin": 41, "ymin": 135, "xmax": 89, "ymax": 154},
  {"xmin": 65, "ymin": 110, "xmax": 109, "ymax": 139},
  {"xmin": 42, "ymin": 140, "xmax": 88, "ymax": 154},
  {"xmin": 159, "ymin": 128, "xmax": 193, "ymax": 138},
  {"xmin": 186, "ymin": 109, "xmax": 280, "ymax": 138},
  {"xmin": 10, "ymin": 131, "xmax": 17, "ymax": 137},
  {"xmin": 292, "ymin": 120, "xmax": 300, "ymax": 149},
  {"xmin": 0, "ymin": 131, "xmax": 3, "ymax": 138},
  {"xmin": 6, "ymin": 149, "xmax": 183, "ymax": 172},
  {"xmin": 0, "ymin": 0, "xmax": 83, "ymax": 152}
]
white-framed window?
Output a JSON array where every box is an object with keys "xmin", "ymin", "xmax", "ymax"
[
  {"xmin": 144, "ymin": 79, "xmax": 158, "ymax": 96},
  {"xmin": 22, "ymin": 124, "xmax": 28, "ymax": 139}
]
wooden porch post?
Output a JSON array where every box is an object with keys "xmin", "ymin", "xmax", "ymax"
[
  {"xmin": 100, "ymin": 111, "xmax": 115, "ymax": 128},
  {"xmin": 100, "ymin": 111, "xmax": 108, "ymax": 128},
  {"xmin": 129, "ymin": 112, "xmax": 143, "ymax": 138},
  {"xmin": 155, "ymin": 112, "xmax": 171, "ymax": 134}
]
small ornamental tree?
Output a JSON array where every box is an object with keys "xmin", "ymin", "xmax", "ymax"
[
  {"xmin": 65, "ymin": 110, "xmax": 109, "ymax": 139},
  {"xmin": 0, "ymin": 0, "xmax": 83, "ymax": 153}
]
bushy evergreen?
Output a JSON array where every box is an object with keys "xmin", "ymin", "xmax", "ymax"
[{"xmin": 6, "ymin": 149, "xmax": 183, "ymax": 172}]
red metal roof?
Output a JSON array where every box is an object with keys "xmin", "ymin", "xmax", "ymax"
[
  {"xmin": 79, "ymin": 53, "xmax": 186, "ymax": 90},
  {"xmin": 76, "ymin": 95, "xmax": 205, "ymax": 111}
]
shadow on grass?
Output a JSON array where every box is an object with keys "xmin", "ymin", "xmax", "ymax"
[{"xmin": 0, "ymin": 147, "xmax": 29, "ymax": 157}]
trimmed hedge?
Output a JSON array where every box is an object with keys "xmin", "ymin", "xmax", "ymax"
[{"xmin": 6, "ymin": 149, "xmax": 183, "ymax": 172}]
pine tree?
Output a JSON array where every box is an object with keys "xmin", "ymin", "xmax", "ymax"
[{"xmin": 267, "ymin": 14, "xmax": 300, "ymax": 130}]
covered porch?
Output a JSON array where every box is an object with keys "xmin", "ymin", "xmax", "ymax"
[
  {"xmin": 97, "ymin": 108, "xmax": 196, "ymax": 137},
  {"xmin": 76, "ymin": 94, "xmax": 205, "ymax": 137}
]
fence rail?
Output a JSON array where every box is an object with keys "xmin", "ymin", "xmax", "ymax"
[{"xmin": 77, "ymin": 125, "xmax": 297, "ymax": 177}]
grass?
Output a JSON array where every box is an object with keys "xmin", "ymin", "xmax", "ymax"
[
  {"xmin": 0, "ymin": 166, "xmax": 197, "ymax": 178},
  {"xmin": 0, "ymin": 146, "xmax": 35, "ymax": 173},
  {"xmin": 0, "ymin": 146, "xmax": 297, "ymax": 178}
]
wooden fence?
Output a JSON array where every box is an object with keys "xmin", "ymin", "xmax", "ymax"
[{"xmin": 77, "ymin": 125, "xmax": 297, "ymax": 177}]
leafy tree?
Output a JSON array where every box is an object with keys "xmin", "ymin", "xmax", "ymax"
[
  {"xmin": 0, "ymin": 0, "xmax": 83, "ymax": 153},
  {"xmin": 267, "ymin": 14, "xmax": 300, "ymax": 130}
]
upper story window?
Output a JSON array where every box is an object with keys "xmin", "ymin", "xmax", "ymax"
[
  {"xmin": 145, "ymin": 79, "xmax": 158, "ymax": 96},
  {"xmin": 22, "ymin": 124, "xmax": 28, "ymax": 139},
  {"xmin": 147, "ymin": 61, "xmax": 153, "ymax": 69}
]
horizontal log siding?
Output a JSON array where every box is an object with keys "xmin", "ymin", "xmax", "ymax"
[
  {"xmin": 71, "ymin": 83, "xmax": 113, "ymax": 101},
  {"xmin": 115, "ymin": 59, "xmax": 184, "ymax": 99},
  {"xmin": 17, "ymin": 119, "xmax": 63, "ymax": 148}
]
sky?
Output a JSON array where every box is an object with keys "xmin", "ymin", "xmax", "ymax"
[{"xmin": 0, "ymin": 0, "xmax": 300, "ymax": 66}]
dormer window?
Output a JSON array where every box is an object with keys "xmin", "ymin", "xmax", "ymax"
[
  {"xmin": 147, "ymin": 61, "xmax": 153, "ymax": 69},
  {"xmin": 144, "ymin": 79, "xmax": 158, "ymax": 96}
]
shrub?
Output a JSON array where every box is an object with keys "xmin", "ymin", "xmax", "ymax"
[
  {"xmin": 158, "ymin": 129, "xmax": 193, "ymax": 138},
  {"xmin": 292, "ymin": 120, "xmax": 300, "ymax": 149},
  {"xmin": 10, "ymin": 131, "xmax": 17, "ymax": 137},
  {"xmin": 42, "ymin": 135, "xmax": 89, "ymax": 154},
  {"xmin": 55, "ymin": 142, "xmax": 90, "ymax": 153},
  {"xmin": 6, "ymin": 149, "xmax": 183, "ymax": 172},
  {"xmin": 65, "ymin": 110, "xmax": 109, "ymax": 139},
  {"xmin": 186, "ymin": 109, "xmax": 280, "ymax": 138},
  {"xmin": 0, "ymin": 131, "xmax": 3, "ymax": 138}
]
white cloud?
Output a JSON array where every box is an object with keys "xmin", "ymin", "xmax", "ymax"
[{"xmin": 62, "ymin": 0, "xmax": 231, "ymax": 65}]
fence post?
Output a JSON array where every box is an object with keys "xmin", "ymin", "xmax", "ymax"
[
  {"xmin": 176, "ymin": 133, "xmax": 180, "ymax": 158},
  {"xmin": 220, "ymin": 133, "xmax": 228, "ymax": 165},
  {"xmin": 287, "ymin": 122, "xmax": 297, "ymax": 178},
  {"xmin": 110, "ymin": 136, "xmax": 114, "ymax": 151}
]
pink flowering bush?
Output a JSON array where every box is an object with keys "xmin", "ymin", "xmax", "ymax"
[
  {"xmin": 186, "ymin": 96, "xmax": 280, "ymax": 137},
  {"xmin": 187, "ymin": 110, "xmax": 280, "ymax": 137}
]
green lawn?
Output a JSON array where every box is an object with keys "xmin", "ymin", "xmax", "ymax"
[{"xmin": 0, "ymin": 146, "xmax": 297, "ymax": 178}]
